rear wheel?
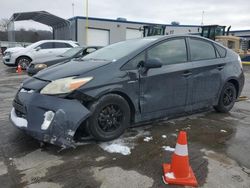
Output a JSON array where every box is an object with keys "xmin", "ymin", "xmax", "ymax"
[
  {"xmin": 17, "ymin": 57, "xmax": 31, "ymax": 70},
  {"xmin": 86, "ymin": 94, "xmax": 130, "ymax": 141},
  {"xmin": 214, "ymin": 82, "xmax": 237, "ymax": 113}
]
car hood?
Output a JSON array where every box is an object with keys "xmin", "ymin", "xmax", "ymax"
[
  {"xmin": 34, "ymin": 59, "xmax": 111, "ymax": 81},
  {"xmin": 5, "ymin": 47, "xmax": 24, "ymax": 53}
]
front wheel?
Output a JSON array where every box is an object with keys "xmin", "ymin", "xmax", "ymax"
[
  {"xmin": 86, "ymin": 94, "xmax": 131, "ymax": 141},
  {"xmin": 214, "ymin": 82, "xmax": 237, "ymax": 113},
  {"xmin": 17, "ymin": 57, "xmax": 31, "ymax": 70}
]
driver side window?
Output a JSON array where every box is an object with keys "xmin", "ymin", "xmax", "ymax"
[{"xmin": 147, "ymin": 38, "xmax": 187, "ymax": 65}]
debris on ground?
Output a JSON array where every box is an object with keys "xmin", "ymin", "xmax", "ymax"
[
  {"xmin": 143, "ymin": 136, "xmax": 153, "ymax": 142},
  {"xmin": 162, "ymin": 146, "xmax": 175, "ymax": 152},
  {"xmin": 162, "ymin": 135, "xmax": 167, "ymax": 138},
  {"xmin": 220, "ymin": 129, "xmax": 227, "ymax": 133}
]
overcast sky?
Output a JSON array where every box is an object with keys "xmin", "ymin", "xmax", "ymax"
[{"xmin": 1, "ymin": 0, "xmax": 249, "ymax": 31}]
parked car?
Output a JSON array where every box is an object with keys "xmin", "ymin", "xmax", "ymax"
[
  {"xmin": 3, "ymin": 40, "xmax": 79, "ymax": 69},
  {"xmin": 27, "ymin": 46, "xmax": 101, "ymax": 76},
  {"xmin": 10, "ymin": 35, "xmax": 244, "ymax": 148}
]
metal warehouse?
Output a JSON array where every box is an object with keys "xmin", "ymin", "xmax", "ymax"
[
  {"xmin": 7, "ymin": 11, "xmax": 250, "ymax": 48},
  {"xmin": 68, "ymin": 16, "xmax": 201, "ymax": 46}
]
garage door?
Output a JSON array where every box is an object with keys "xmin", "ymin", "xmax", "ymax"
[
  {"xmin": 87, "ymin": 29, "xmax": 110, "ymax": 46},
  {"xmin": 126, "ymin": 29, "xmax": 143, "ymax": 40}
]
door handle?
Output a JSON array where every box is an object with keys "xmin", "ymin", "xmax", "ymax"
[
  {"xmin": 182, "ymin": 71, "xmax": 192, "ymax": 77},
  {"xmin": 217, "ymin": 65, "xmax": 224, "ymax": 70}
]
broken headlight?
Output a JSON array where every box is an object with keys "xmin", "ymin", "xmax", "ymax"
[{"xmin": 40, "ymin": 77, "xmax": 93, "ymax": 95}]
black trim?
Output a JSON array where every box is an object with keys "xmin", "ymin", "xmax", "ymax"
[{"xmin": 75, "ymin": 18, "xmax": 78, "ymax": 42}]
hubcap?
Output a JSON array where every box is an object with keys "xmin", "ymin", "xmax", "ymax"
[
  {"xmin": 98, "ymin": 104, "xmax": 123, "ymax": 132},
  {"xmin": 19, "ymin": 59, "xmax": 29, "ymax": 69},
  {"xmin": 223, "ymin": 88, "xmax": 234, "ymax": 106}
]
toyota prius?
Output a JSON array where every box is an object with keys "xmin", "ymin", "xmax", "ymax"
[{"xmin": 10, "ymin": 35, "xmax": 244, "ymax": 148}]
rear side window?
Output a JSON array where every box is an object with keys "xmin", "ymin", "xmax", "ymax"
[
  {"xmin": 54, "ymin": 42, "xmax": 72, "ymax": 48},
  {"xmin": 214, "ymin": 43, "xmax": 227, "ymax": 58},
  {"xmin": 189, "ymin": 38, "xmax": 216, "ymax": 61},
  {"xmin": 147, "ymin": 38, "xmax": 187, "ymax": 65}
]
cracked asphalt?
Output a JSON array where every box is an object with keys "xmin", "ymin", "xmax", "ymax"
[{"xmin": 0, "ymin": 57, "xmax": 250, "ymax": 188}]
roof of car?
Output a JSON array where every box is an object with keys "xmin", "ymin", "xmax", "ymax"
[
  {"xmin": 145, "ymin": 34, "xmax": 216, "ymax": 43},
  {"xmin": 38, "ymin": 40, "xmax": 77, "ymax": 43}
]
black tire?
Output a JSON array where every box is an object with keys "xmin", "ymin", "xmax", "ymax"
[
  {"xmin": 17, "ymin": 57, "xmax": 31, "ymax": 70},
  {"xmin": 214, "ymin": 82, "xmax": 237, "ymax": 113},
  {"xmin": 86, "ymin": 94, "xmax": 130, "ymax": 141}
]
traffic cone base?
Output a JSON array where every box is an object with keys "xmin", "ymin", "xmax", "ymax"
[
  {"xmin": 162, "ymin": 163, "xmax": 198, "ymax": 187},
  {"xmin": 16, "ymin": 64, "xmax": 22, "ymax": 73}
]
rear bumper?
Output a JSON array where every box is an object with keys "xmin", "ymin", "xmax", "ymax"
[
  {"xmin": 238, "ymin": 71, "xmax": 245, "ymax": 98},
  {"xmin": 10, "ymin": 90, "xmax": 91, "ymax": 148}
]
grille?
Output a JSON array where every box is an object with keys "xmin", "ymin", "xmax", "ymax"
[{"xmin": 13, "ymin": 95, "xmax": 26, "ymax": 118}]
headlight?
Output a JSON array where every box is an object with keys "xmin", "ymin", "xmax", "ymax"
[
  {"xmin": 34, "ymin": 63, "xmax": 47, "ymax": 69},
  {"xmin": 40, "ymin": 77, "xmax": 93, "ymax": 95},
  {"xmin": 4, "ymin": 52, "xmax": 11, "ymax": 58}
]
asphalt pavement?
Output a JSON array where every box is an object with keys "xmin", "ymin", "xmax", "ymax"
[{"xmin": 0, "ymin": 58, "xmax": 250, "ymax": 188}]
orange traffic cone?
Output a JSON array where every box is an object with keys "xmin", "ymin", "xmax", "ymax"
[
  {"xmin": 16, "ymin": 64, "xmax": 22, "ymax": 74},
  {"xmin": 162, "ymin": 131, "xmax": 198, "ymax": 187}
]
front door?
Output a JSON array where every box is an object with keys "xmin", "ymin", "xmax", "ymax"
[{"xmin": 139, "ymin": 37, "xmax": 192, "ymax": 120}]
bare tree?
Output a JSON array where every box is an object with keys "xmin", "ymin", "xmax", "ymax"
[{"xmin": 0, "ymin": 18, "xmax": 10, "ymax": 32}]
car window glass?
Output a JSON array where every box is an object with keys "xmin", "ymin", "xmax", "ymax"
[
  {"xmin": 215, "ymin": 48, "xmax": 220, "ymax": 58},
  {"xmin": 147, "ymin": 38, "xmax": 187, "ymax": 65},
  {"xmin": 214, "ymin": 43, "xmax": 227, "ymax": 58},
  {"xmin": 54, "ymin": 42, "xmax": 72, "ymax": 48},
  {"xmin": 39, "ymin": 42, "xmax": 53, "ymax": 49},
  {"xmin": 122, "ymin": 52, "xmax": 146, "ymax": 70},
  {"xmin": 189, "ymin": 38, "xmax": 216, "ymax": 61}
]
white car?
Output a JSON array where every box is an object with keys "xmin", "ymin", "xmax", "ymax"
[{"xmin": 3, "ymin": 40, "xmax": 79, "ymax": 69}]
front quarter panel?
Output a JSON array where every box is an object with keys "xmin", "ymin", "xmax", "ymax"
[{"xmin": 77, "ymin": 63, "xmax": 140, "ymax": 120}]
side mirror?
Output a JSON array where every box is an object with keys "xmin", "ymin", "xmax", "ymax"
[
  {"xmin": 143, "ymin": 58, "xmax": 162, "ymax": 69},
  {"xmin": 35, "ymin": 47, "xmax": 41, "ymax": 51}
]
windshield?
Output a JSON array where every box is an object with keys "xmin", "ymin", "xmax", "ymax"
[
  {"xmin": 60, "ymin": 47, "xmax": 83, "ymax": 57},
  {"xmin": 82, "ymin": 38, "xmax": 158, "ymax": 61}
]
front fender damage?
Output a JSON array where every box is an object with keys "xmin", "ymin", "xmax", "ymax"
[
  {"xmin": 46, "ymin": 109, "xmax": 79, "ymax": 148},
  {"xmin": 11, "ymin": 92, "xmax": 91, "ymax": 149}
]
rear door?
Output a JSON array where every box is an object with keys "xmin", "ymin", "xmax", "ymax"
[
  {"xmin": 187, "ymin": 37, "xmax": 225, "ymax": 110},
  {"xmin": 52, "ymin": 42, "xmax": 73, "ymax": 56},
  {"xmin": 139, "ymin": 37, "xmax": 192, "ymax": 120}
]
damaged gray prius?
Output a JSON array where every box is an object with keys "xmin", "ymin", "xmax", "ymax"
[{"xmin": 10, "ymin": 35, "xmax": 244, "ymax": 148}]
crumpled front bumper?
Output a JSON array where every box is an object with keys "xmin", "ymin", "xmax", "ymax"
[{"xmin": 10, "ymin": 90, "xmax": 91, "ymax": 148}]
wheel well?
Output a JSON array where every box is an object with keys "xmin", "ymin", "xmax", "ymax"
[
  {"xmin": 15, "ymin": 56, "xmax": 32, "ymax": 65},
  {"xmin": 228, "ymin": 79, "xmax": 239, "ymax": 97},
  {"xmin": 74, "ymin": 91, "xmax": 136, "ymax": 141},
  {"xmin": 109, "ymin": 91, "xmax": 136, "ymax": 123}
]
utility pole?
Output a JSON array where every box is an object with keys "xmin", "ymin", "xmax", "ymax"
[
  {"xmin": 72, "ymin": 0, "xmax": 75, "ymax": 17},
  {"xmin": 85, "ymin": 0, "xmax": 89, "ymax": 45},
  {"xmin": 201, "ymin": 10, "xmax": 205, "ymax": 26}
]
